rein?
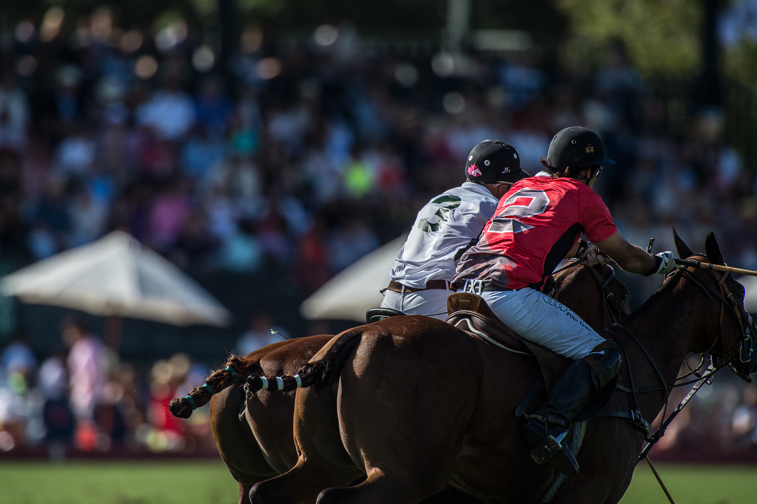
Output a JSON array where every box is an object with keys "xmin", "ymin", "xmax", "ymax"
[
  {"xmin": 553, "ymin": 259, "xmax": 629, "ymax": 325},
  {"xmin": 584, "ymin": 263, "xmax": 629, "ymax": 325},
  {"xmin": 597, "ymin": 255, "xmax": 756, "ymax": 463}
]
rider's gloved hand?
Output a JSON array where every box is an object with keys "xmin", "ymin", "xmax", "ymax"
[
  {"xmin": 576, "ymin": 239, "xmax": 607, "ymax": 267},
  {"xmin": 653, "ymin": 251, "xmax": 676, "ymax": 275},
  {"xmin": 584, "ymin": 245, "xmax": 608, "ymax": 267}
]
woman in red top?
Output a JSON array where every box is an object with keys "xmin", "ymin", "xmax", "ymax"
[{"xmin": 453, "ymin": 126, "xmax": 676, "ymax": 475}]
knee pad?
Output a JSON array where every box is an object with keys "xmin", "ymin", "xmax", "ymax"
[{"xmin": 582, "ymin": 347, "xmax": 622, "ymax": 391}]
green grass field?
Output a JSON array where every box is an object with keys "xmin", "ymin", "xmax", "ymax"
[
  {"xmin": 0, "ymin": 459, "xmax": 238, "ymax": 504},
  {"xmin": 0, "ymin": 459, "xmax": 756, "ymax": 503}
]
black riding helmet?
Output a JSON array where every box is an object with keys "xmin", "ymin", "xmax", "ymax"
[
  {"xmin": 465, "ymin": 140, "xmax": 530, "ymax": 185},
  {"xmin": 546, "ymin": 126, "xmax": 615, "ymax": 171}
]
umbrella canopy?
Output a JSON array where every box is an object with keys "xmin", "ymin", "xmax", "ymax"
[
  {"xmin": 1, "ymin": 231, "xmax": 232, "ymax": 327},
  {"xmin": 300, "ymin": 234, "xmax": 407, "ymax": 322}
]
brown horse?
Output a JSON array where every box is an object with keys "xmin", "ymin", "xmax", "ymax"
[
  {"xmin": 169, "ymin": 260, "xmax": 628, "ymax": 504},
  {"xmin": 248, "ymin": 231, "xmax": 755, "ymax": 504},
  {"xmin": 170, "ymin": 336, "xmax": 331, "ymax": 503}
]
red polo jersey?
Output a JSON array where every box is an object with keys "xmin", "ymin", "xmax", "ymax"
[{"xmin": 453, "ymin": 175, "xmax": 617, "ymax": 290}]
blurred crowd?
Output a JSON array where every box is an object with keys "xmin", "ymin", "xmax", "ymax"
[
  {"xmin": 0, "ymin": 316, "xmax": 219, "ymax": 456},
  {"xmin": 0, "ymin": 8, "xmax": 756, "ymax": 457},
  {"xmin": 0, "ymin": 311, "xmax": 289, "ymax": 457}
]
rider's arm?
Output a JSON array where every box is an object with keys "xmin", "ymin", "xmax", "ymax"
[
  {"xmin": 593, "ymin": 231, "xmax": 658, "ymax": 275},
  {"xmin": 565, "ymin": 240, "xmax": 581, "ymax": 259}
]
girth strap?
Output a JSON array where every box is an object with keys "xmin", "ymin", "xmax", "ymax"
[{"xmin": 594, "ymin": 409, "xmax": 651, "ymax": 435}]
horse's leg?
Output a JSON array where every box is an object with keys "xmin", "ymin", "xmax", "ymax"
[
  {"xmin": 250, "ymin": 455, "xmax": 361, "ymax": 504},
  {"xmin": 550, "ymin": 419, "xmax": 638, "ymax": 504},
  {"xmin": 311, "ymin": 332, "xmax": 479, "ymax": 504},
  {"xmin": 249, "ymin": 380, "xmax": 363, "ymax": 504},
  {"xmin": 210, "ymin": 384, "xmax": 276, "ymax": 504},
  {"xmin": 315, "ymin": 470, "xmax": 451, "ymax": 504}
]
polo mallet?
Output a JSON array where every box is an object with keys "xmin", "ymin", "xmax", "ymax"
[
  {"xmin": 675, "ymin": 258, "xmax": 757, "ymax": 278},
  {"xmin": 645, "ymin": 236, "xmax": 757, "ymax": 277}
]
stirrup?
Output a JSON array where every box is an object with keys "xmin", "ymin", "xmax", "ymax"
[{"xmin": 530, "ymin": 431, "xmax": 579, "ymax": 477}]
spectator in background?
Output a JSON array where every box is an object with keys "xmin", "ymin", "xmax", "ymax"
[
  {"xmin": 0, "ymin": 332, "xmax": 38, "ymax": 451},
  {"xmin": 66, "ymin": 178, "xmax": 110, "ymax": 248},
  {"xmin": 147, "ymin": 176, "xmax": 193, "ymax": 253},
  {"xmin": 61, "ymin": 316, "xmax": 110, "ymax": 451},
  {"xmin": 235, "ymin": 310, "xmax": 287, "ymax": 356},
  {"xmin": 146, "ymin": 353, "xmax": 195, "ymax": 452},
  {"xmin": 194, "ymin": 75, "xmax": 232, "ymax": 135},
  {"xmin": 731, "ymin": 384, "xmax": 757, "ymax": 451},
  {"xmin": 0, "ymin": 71, "xmax": 30, "ymax": 148},
  {"xmin": 54, "ymin": 124, "xmax": 97, "ymax": 179},
  {"xmin": 136, "ymin": 74, "xmax": 196, "ymax": 142},
  {"xmin": 291, "ymin": 215, "xmax": 330, "ymax": 295},
  {"xmin": 216, "ymin": 218, "xmax": 264, "ymax": 273},
  {"xmin": 326, "ymin": 217, "xmax": 379, "ymax": 273},
  {"xmin": 0, "ymin": 332, "xmax": 37, "ymax": 381},
  {"xmin": 27, "ymin": 179, "xmax": 70, "ymax": 260},
  {"xmin": 38, "ymin": 349, "xmax": 75, "ymax": 461},
  {"xmin": 180, "ymin": 124, "xmax": 226, "ymax": 184}
]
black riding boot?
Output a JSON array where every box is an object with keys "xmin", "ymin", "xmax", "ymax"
[{"xmin": 520, "ymin": 347, "xmax": 621, "ymax": 476}]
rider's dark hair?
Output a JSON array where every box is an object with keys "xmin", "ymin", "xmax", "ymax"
[{"xmin": 539, "ymin": 157, "xmax": 590, "ymax": 180}]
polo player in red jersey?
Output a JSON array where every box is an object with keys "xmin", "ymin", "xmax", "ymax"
[{"xmin": 452, "ymin": 126, "xmax": 676, "ymax": 475}]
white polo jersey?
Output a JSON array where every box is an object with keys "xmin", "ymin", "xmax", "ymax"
[{"xmin": 389, "ymin": 182, "xmax": 499, "ymax": 289}]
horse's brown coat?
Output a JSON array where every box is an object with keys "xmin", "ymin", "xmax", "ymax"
[
  {"xmin": 249, "ymin": 232, "xmax": 751, "ymax": 504},
  {"xmin": 171, "ymin": 261, "xmax": 627, "ymax": 504}
]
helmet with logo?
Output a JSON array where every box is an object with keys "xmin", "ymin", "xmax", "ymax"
[
  {"xmin": 465, "ymin": 140, "xmax": 529, "ymax": 185},
  {"xmin": 546, "ymin": 126, "xmax": 615, "ymax": 171}
]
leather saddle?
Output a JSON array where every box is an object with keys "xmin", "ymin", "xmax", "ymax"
[
  {"xmin": 446, "ymin": 292, "xmax": 616, "ymax": 422},
  {"xmin": 446, "ymin": 292, "xmax": 571, "ymax": 395}
]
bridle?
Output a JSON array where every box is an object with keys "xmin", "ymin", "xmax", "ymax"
[
  {"xmin": 597, "ymin": 254, "xmax": 757, "ymax": 461},
  {"xmin": 674, "ymin": 255, "xmax": 756, "ymax": 379}
]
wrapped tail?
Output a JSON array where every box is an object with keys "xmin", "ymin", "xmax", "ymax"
[
  {"xmin": 169, "ymin": 356, "xmax": 246, "ymax": 419},
  {"xmin": 245, "ymin": 327, "xmax": 365, "ymax": 395}
]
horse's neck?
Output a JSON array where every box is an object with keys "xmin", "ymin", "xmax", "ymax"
[
  {"xmin": 613, "ymin": 281, "xmax": 708, "ymax": 419},
  {"xmin": 554, "ymin": 265, "xmax": 609, "ymax": 331}
]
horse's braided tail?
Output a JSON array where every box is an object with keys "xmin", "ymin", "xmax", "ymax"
[
  {"xmin": 245, "ymin": 328, "xmax": 364, "ymax": 395},
  {"xmin": 168, "ymin": 355, "xmax": 246, "ymax": 419}
]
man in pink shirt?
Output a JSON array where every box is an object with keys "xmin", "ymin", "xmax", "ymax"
[{"xmin": 62, "ymin": 317, "xmax": 108, "ymax": 426}]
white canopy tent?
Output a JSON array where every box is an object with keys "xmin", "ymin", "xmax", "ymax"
[
  {"xmin": 1, "ymin": 231, "xmax": 232, "ymax": 349},
  {"xmin": 300, "ymin": 234, "xmax": 407, "ymax": 322}
]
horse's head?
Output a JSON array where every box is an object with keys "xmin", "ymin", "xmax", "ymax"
[{"xmin": 672, "ymin": 229, "xmax": 757, "ymax": 382}]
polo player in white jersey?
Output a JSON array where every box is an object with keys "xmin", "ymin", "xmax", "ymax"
[{"xmin": 380, "ymin": 140, "xmax": 529, "ymax": 319}]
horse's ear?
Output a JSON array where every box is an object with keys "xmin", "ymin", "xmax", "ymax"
[
  {"xmin": 673, "ymin": 227, "xmax": 693, "ymax": 259},
  {"xmin": 705, "ymin": 232, "xmax": 725, "ymax": 266}
]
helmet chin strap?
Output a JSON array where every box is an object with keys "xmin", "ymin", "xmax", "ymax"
[{"xmin": 572, "ymin": 167, "xmax": 597, "ymax": 185}]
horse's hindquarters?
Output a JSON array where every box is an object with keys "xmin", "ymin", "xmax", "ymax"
[{"xmin": 330, "ymin": 323, "xmax": 484, "ymax": 500}]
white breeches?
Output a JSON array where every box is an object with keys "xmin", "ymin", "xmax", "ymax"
[
  {"xmin": 477, "ymin": 287, "xmax": 605, "ymax": 360},
  {"xmin": 380, "ymin": 289, "xmax": 451, "ymax": 321}
]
